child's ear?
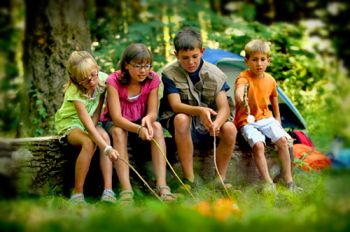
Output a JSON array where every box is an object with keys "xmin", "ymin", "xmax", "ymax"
[{"xmin": 267, "ymin": 57, "xmax": 271, "ymax": 65}]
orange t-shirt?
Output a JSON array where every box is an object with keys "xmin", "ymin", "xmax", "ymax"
[{"xmin": 234, "ymin": 70, "xmax": 278, "ymax": 129}]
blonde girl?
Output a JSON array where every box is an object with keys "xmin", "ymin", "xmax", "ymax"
[{"xmin": 55, "ymin": 51, "xmax": 119, "ymax": 204}]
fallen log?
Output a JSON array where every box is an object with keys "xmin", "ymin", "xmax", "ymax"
[{"xmin": 0, "ymin": 136, "xmax": 284, "ymax": 198}]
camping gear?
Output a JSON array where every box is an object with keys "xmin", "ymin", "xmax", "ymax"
[
  {"xmin": 203, "ymin": 48, "xmax": 307, "ymax": 130},
  {"xmin": 288, "ymin": 129, "xmax": 314, "ymax": 146},
  {"xmin": 293, "ymin": 144, "xmax": 331, "ymax": 171}
]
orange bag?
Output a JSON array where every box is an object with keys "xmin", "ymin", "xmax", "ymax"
[{"xmin": 292, "ymin": 144, "xmax": 331, "ymax": 171}]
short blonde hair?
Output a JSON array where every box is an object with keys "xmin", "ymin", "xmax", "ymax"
[
  {"xmin": 244, "ymin": 39, "xmax": 270, "ymax": 59},
  {"xmin": 64, "ymin": 51, "xmax": 99, "ymax": 93}
]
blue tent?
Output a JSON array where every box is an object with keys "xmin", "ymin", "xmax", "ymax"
[{"xmin": 203, "ymin": 48, "xmax": 307, "ymax": 130}]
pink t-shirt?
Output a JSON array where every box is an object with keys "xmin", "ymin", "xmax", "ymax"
[{"xmin": 100, "ymin": 70, "xmax": 160, "ymax": 122}]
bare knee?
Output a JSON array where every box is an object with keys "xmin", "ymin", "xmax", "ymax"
[
  {"xmin": 276, "ymin": 137, "xmax": 288, "ymax": 148},
  {"xmin": 173, "ymin": 114, "xmax": 191, "ymax": 134},
  {"xmin": 81, "ymin": 138, "xmax": 96, "ymax": 157},
  {"xmin": 110, "ymin": 127, "xmax": 126, "ymax": 143},
  {"xmin": 220, "ymin": 122, "xmax": 237, "ymax": 144},
  {"xmin": 99, "ymin": 130, "xmax": 110, "ymax": 144},
  {"xmin": 253, "ymin": 142, "xmax": 265, "ymax": 155},
  {"xmin": 152, "ymin": 121, "xmax": 164, "ymax": 138}
]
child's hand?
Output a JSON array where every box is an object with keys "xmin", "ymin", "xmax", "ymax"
[
  {"xmin": 141, "ymin": 116, "xmax": 154, "ymax": 138},
  {"xmin": 108, "ymin": 149, "xmax": 119, "ymax": 161},
  {"xmin": 199, "ymin": 107, "xmax": 217, "ymax": 129},
  {"xmin": 103, "ymin": 145, "xmax": 119, "ymax": 161},
  {"xmin": 138, "ymin": 126, "xmax": 152, "ymax": 141},
  {"xmin": 209, "ymin": 121, "xmax": 221, "ymax": 136}
]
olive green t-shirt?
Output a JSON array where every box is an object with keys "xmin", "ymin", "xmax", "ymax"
[{"xmin": 54, "ymin": 72, "xmax": 108, "ymax": 136}]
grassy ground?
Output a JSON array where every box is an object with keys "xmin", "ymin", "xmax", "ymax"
[{"xmin": 0, "ymin": 168, "xmax": 349, "ymax": 232}]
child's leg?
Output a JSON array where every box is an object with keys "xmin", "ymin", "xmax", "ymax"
[
  {"xmin": 150, "ymin": 122, "xmax": 167, "ymax": 187},
  {"xmin": 96, "ymin": 126, "xmax": 113, "ymax": 190},
  {"xmin": 241, "ymin": 123, "xmax": 274, "ymax": 184},
  {"xmin": 173, "ymin": 113, "xmax": 194, "ymax": 182},
  {"xmin": 216, "ymin": 121, "xmax": 236, "ymax": 180},
  {"xmin": 260, "ymin": 118, "xmax": 294, "ymax": 184},
  {"xmin": 67, "ymin": 128, "xmax": 97, "ymax": 194},
  {"xmin": 275, "ymin": 137, "xmax": 293, "ymax": 183},
  {"xmin": 252, "ymin": 142, "xmax": 274, "ymax": 183},
  {"xmin": 110, "ymin": 126, "xmax": 132, "ymax": 191}
]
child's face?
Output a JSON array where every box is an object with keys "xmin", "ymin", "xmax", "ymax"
[
  {"xmin": 126, "ymin": 61, "xmax": 152, "ymax": 83},
  {"xmin": 245, "ymin": 51, "xmax": 270, "ymax": 75},
  {"xmin": 79, "ymin": 70, "xmax": 99, "ymax": 89},
  {"xmin": 175, "ymin": 48, "xmax": 204, "ymax": 73}
]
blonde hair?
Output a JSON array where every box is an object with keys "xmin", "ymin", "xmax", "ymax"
[
  {"xmin": 244, "ymin": 39, "xmax": 270, "ymax": 59},
  {"xmin": 64, "ymin": 51, "xmax": 101, "ymax": 93}
]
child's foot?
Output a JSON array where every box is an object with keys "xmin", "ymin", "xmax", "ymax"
[
  {"xmin": 118, "ymin": 190, "xmax": 134, "ymax": 206},
  {"xmin": 261, "ymin": 182, "xmax": 277, "ymax": 195},
  {"xmin": 101, "ymin": 189, "xmax": 117, "ymax": 203},
  {"xmin": 157, "ymin": 185, "xmax": 177, "ymax": 202},
  {"xmin": 69, "ymin": 193, "xmax": 86, "ymax": 205},
  {"xmin": 286, "ymin": 182, "xmax": 303, "ymax": 193},
  {"xmin": 179, "ymin": 178, "xmax": 196, "ymax": 191}
]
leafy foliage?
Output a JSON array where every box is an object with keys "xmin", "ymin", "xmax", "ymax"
[
  {"xmin": 1, "ymin": 169, "xmax": 350, "ymax": 232},
  {"xmin": 89, "ymin": 0, "xmax": 350, "ymax": 150}
]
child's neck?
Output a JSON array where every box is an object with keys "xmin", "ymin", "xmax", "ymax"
[
  {"xmin": 128, "ymin": 81, "xmax": 141, "ymax": 97},
  {"xmin": 250, "ymin": 70, "xmax": 265, "ymax": 78},
  {"xmin": 86, "ymin": 88, "xmax": 95, "ymax": 97}
]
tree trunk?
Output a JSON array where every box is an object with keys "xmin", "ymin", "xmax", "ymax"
[
  {"xmin": 22, "ymin": 0, "xmax": 91, "ymax": 136},
  {"xmin": 0, "ymin": 0, "xmax": 22, "ymax": 136}
]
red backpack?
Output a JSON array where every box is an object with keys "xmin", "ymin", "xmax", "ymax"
[{"xmin": 289, "ymin": 130, "xmax": 314, "ymax": 147}]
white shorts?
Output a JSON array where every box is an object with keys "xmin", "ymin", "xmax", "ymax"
[{"xmin": 240, "ymin": 117, "xmax": 291, "ymax": 148}]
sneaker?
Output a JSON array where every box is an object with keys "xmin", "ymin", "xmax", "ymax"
[
  {"xmin": 261, "ymin": 182, "xmax": 277, "ymax": 195},
  {"xmin": 178, "ymin": 178, "xmax": 196, "ymax": 191},
  {"xmin": 69, "ymin": 193, "xmax": 86, "ymax": 204},
  {"xmin": 212, "ymin": 178, "xmax": 233, "ymax": 190},
  {"xmin": 287, "ymin": 182, "xmax": 303, "ymax": 193},
  {"xmin": 101, "ymin": 189, "xmax": 117, "ymax": 203}
]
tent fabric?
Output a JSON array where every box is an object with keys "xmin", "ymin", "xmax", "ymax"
[{"xmin": 203, "ymin": 48, "xmax": 243, "ymax": 64}]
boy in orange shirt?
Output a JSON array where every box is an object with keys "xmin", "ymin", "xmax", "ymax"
[{"xmin": 234, "ymin": 39, "xmax": 301, "ymax": 193}]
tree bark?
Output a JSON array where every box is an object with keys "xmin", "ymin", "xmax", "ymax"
[
  {"xmin": 22, "ymin": 0, "xmax": 91, "ymax": 136},
  {"xmin": 0, "ymin": 0, "xmax": 22, "ymax": 136}
]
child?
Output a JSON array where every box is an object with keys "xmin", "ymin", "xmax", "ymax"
[
  {"xmin": 55, "ymin": 51, "xmax": 119, "ymax": 204},
  {"xmin": 159, "ymin": 27, "xmax": 237, "ymax": 189},
  {"xmin": 100, "ymin": 43, "xmax": 176, "ymax": 202},
  {"xmin": 234, "ymin": 39, "xmax": 301, "ymax": 192}
]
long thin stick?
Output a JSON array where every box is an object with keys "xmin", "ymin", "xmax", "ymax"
[
  {"xmin": 212, "ymin": 134, "xmax": 232, "ymax": 199},
  {"xmin": 118, "ymin": 156, "xmax": 163, "ymax": 202},
  {"xmin": 243, "ymin": 83, "xmax": 250, "ymax": 115},
  {"xmin": 151, "ymin": 138, "xmax": 196, "ymax": 199}
]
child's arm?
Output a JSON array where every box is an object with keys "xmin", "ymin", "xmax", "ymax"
[
  {"xmin": 270, "ymin": 95, "xmax": 281, "ymax": 124},
  {"xmin": 107, "ymin": 85, "xmax": 149, "ymax": 138},
  {"xmin": 142, "ymin": 87, "xmax": 159, "ymax": 138},
  {"xmin": 167, "ymin": 93, "xmax": 217, "ymax": 130},
  {"xmin": 210, "ymin": 91, "xmax": 230, "ymax": 135},
  {"xmin": 234, "ymin": 84, "xmax": 245, "ymax": 105},
  {"xmin": 74, "ymin": 99, "xmax": 118, "ymax": 160},
  {"xmin": 91, "ymin": 92, "xmax": 106, "ymax": 125}
]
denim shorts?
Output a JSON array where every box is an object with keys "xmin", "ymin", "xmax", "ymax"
[{"xmin": 160, "ymin": 115, "xmax": 218, "ymax": 152}]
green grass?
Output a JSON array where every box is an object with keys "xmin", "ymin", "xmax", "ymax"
[{"xmin": 1, "ymin": 169, "xmax": 350, "ymax": 232}]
